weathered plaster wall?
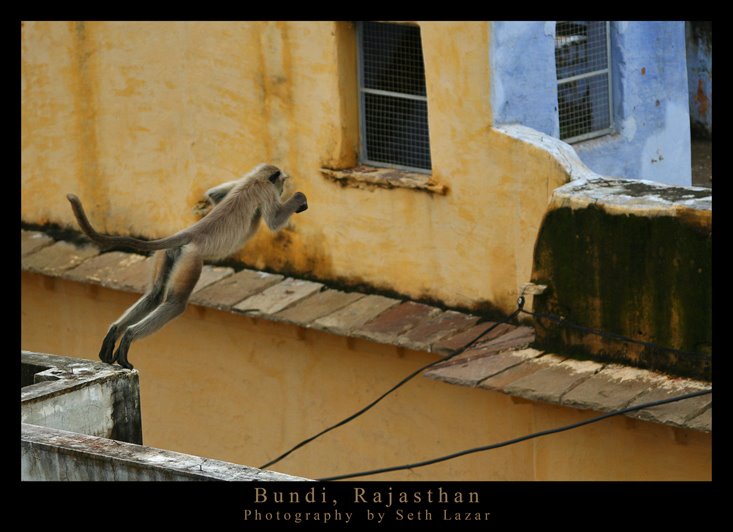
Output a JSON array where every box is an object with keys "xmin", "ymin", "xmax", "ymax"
[
  {"xmin": 685, "ymin": 21, "xmax": 712, "ymax": 138},
  {"xmin": 490, "ymin": 21, "xmax": 692, "ymax": 186},
  {"xmin": 21, "ymin": 21, "xmax": 571, "ymax": 315},
  {"xmin": 21, "ymin": 273, "xmax": 712, "ymax": 480}
]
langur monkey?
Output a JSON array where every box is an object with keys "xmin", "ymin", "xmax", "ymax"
[{"xmin": 66, "ymin": 163, "xmax": 308, "ymax": 369}]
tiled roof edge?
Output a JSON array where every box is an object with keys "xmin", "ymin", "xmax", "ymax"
[{"xmin": 21, "ymin": 230, "xmax": 711, "ymax": 433}]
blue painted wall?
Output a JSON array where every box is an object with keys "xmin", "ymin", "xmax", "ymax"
[
  {"xmin": 490, "ymin": 22, "xmax": 560, "ymax": 138},
  {"xmin": 490, "ymin": 21, "xmax": 692, "ymax": 186}
]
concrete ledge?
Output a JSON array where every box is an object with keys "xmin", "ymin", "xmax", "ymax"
[
  {"xmin": 551, "ymin": 177, "xmax": 712, "ymax": 215},
  {"xmin": 22, "ymin": 423, "xmax": 308, "ymax": 481},
  {"xmin": 22, "ymin": 350, "xmax": 142, "ymax": 444}
]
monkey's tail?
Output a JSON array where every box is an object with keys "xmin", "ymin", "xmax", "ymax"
[{"xmin": 66, "ymin": 194, "xmax": 191, "ymax": 251}]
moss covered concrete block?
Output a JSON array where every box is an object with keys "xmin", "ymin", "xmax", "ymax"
[{"xmin": 530, "ymin": 178, "xmax": 711, "ymax": 380}]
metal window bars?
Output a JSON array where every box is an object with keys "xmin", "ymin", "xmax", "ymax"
[
  {"xmin": 357, "ymin": 21, "xmax": 432, "ymax": 172},
  {"xmin": 555, "ymin": 21, "xmax": 613, "ymax": 143}
]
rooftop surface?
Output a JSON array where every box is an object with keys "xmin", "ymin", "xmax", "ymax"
[{"xmin": 21, "ymin": 229, "xmax": 711, "ymax": 432}]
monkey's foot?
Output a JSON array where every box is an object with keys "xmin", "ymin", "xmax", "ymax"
[
  {"xmin": 115, "ymin": 354, "xmax": 134, "ymax": 370},
  {"xmin": 112, "ymin": 339, "xmax": 135, "ymax": 370},
  {"xmin": 99, "ymin": 328, "xmax": 118, "ymax": 363}
]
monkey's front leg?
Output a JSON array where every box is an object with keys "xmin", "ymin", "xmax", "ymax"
[
  {"xmin": 264, "ymin": 192, "xmax": 308, "ymax": 231},
  {"xmin": 205, "ymin": 179, "xmax": 240, "ymax": 206},
  {"xmin": 292, "ymin": 192, "xmax": 308, "ymax": 213}
]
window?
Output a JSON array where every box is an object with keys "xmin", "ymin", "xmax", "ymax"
[
  {"xmin": 357, "ymin": 21, "xmax": 432, "ymax": 172},
  {"xmin": 555, "ymin": 21, "xmax": 613, "ymax": 143}
]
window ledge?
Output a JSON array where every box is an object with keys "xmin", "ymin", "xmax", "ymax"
[{"xmin": 321, "ymin": 166, "xmax": 448, "ymax": 195}]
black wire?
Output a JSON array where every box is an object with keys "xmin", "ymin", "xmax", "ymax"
[
  {"xmin": 522, "ymin": 308, "xmax": 708, "ymax": 359},
  {"xmin": 317, "ymin": 388, "xmax": 712, "ymax": 481},
  {"xmin": 259, "ymin": 305, "xmax": 524, "ymax": 470}
]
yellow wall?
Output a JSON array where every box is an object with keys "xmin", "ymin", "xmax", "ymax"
[
  {"xmin": 21, "ymin": 21, "xmax": 569, "ymax": 314},
  {"xmin": 21, "ymin": 273, "xmax": 711, "ymax": 481}
]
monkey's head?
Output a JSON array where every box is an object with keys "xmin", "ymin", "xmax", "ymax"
[
  {"xmin": 251, "ymin": 163, "xmax": 287, "ymax": 194},
  {"xmin": 261, "ymin": 164, "xmax": 308, "ymax": 214},
  {"xmin": 267, "ymin": 168, "xmax": 289, "ymax": 195}
]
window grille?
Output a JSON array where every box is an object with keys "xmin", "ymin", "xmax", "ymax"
[
  {"xmin": 555, "ymin": 21, "xmax": 613, "ymax": 143},
  {"xmin": 357, "ymin": 21, "xmax": 432, "ymax": 172}
]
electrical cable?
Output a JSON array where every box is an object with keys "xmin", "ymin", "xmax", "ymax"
[
  {"xmin": 317, "ymin": 388, "xmax": 712, "ymax": 481},
  {"xmin": 259, "ymin": 302, "xmax": 526, "ymax": 470},
  {"xmin": 521, "ymin": 308, "xmax": 708, "ymax": 359}
]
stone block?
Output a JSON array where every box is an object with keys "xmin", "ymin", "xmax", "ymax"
[
  {"xmin": 22, "ymin": 241, "xmax": 100, "ymax": 276},
  {"xmin": 274, "ymin": 289, "xmax": 365, "ymax": 326},
  {"xmin": 425, "ymin": 348, "xmax": 543, "ymax": 387},
  {"xmin": 233, "ymin": 278, "xmax": 323, "ymax": 316},
  {"xmin": 396, "ymin": 310, "xmax": 480, "ymax": 351},
  {"xmin": 432, "ymin": 321, "xmax": 511, "ymax": 355},
  {"xmin": 191, "ymin": 269, "xmax": 284, "ymax": 309},
  {"xmin": 111, "ymin": 255, "xmax": 155, "ymax": 293},
  {"xmin": 311, "ymin": 295, "xmax": 401, "ymax": 336},
  {"xmin": 685, "ymin": 407, "xmax": 712, "ymax": 433},
  {"xmin": 627, "ymin": 383, "xmax": 712, "ymax": 428},
  {"xmin": 21, "ymin": 230, "xmax": 54, "ymax": 257},
  {"xmin": 503, "ymin": 358, "xmax": 603, "ymax": 404},
  {"xmin": 192, "ymin": 265, "xmax": 235, "ymax": 293},
  {"xmin": 354, "ymin": 301, "xmax": 440, "ymax": 345},
  {"xmin": 479, "ymin": 351, "xmax": 561, "ymax": 392},
  {"xmin": 63, "ymin": 251, "xmax": 148, "ymax": 289},
  {"xmin": 470, "ymin": 326, "xmax": 535, "ymax": 356},
  {"xmin": 561, "ymin": 364, "xmax": 662, "ymax": 411}
]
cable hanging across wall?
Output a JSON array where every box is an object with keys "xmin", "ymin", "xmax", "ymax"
[
  {"xmin": 260, "ymin": 294, "xmax": 710, "ymax": 474},
  {"xmin": 258, "ymin": 302, "xmax": 526, "ymax": 470},
  {"xmin": 317, "ymin": 387, "xmax": 712, "ymax": 481}
]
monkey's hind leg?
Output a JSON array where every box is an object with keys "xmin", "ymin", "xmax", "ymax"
[
  {"xmin": 99, "ymin": 250, "xmax": 173, "ymax": 363},
  {"xmin": 113, "ymin": 246, "xmax": 203, "ymax": 369}
]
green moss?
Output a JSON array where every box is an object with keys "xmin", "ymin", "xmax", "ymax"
[{"xmin": 531, "ymin": 205, "xmax": 711, "ymax": 380}]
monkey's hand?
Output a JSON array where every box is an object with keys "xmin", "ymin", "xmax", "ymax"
[{"xmin": 293, "ymin": 192, "xmax": 308, "ymax": 213}]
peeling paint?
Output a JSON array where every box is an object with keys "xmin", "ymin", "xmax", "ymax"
[
  {"xmin": 621, "ymin": 116, "xmax": 637, "ymax": 141},
  {"xmin": 572, "ymin": 22, "xmax": 692, "ymax": 185},
  {"xmin": 685, "ymin": 21, "xmax": 712, "ymax": 138},
  {"xmin": 640, "ymin": 101, "xmax": 691, "ymax": 186},
  {"xmin": 695, "ymin": 78, "xmax": 709, "ymax": 117},
  {"xmin": 559, "ymin": 359, "xmax": 604, "ymax": 373}
]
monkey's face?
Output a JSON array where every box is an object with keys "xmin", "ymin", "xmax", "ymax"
[{"xmin": 267, "ymin": 167, "xmax": 290, "ymax": 195}]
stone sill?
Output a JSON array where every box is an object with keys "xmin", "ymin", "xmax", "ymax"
[
  {"xmin": 21, "ymin": 229, "xmax": 711, "ymax": 433},
  {"xmin": 320, "ymin": 166, "xmax": 448, "ymax": 194}
]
